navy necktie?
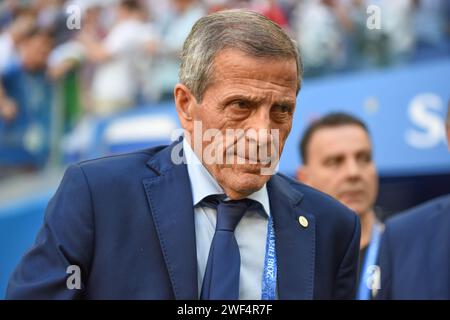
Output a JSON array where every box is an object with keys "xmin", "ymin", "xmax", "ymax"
[{"xmin": 200, "ymin": 197, "xmax": 258, "ymax": 300}]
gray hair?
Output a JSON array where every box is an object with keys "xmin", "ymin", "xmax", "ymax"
[{"xmin": 179, "ymin": 9, "xmax": 302, "ymax": 102}]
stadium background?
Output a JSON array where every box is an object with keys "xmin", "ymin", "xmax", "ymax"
[{"xmin": 0, "ymin": 0, "xmax": 449, "ymax": 298}]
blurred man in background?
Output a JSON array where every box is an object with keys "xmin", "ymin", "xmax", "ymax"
[
  {"xmin": 0, "ymin": 7, "xmax": 36, "ymax": 125},
  {"xmin": 376, "ymin": 103, "xmax": 450, "ymax": 300},
  {"xmin": 78, "ymin": 0, "xmax": 153, "ymax": 116},
  {"xmin": 297, "ymin": 112, "xmax": 382, "ymax": 299},
  {"xmin": 143, "ymin": 0, "xmax": 205, "ymax": 101},
  {"xmin": 0, "ymin": 7, "xmax": 36, "ymax": 73},
  {"xmin": 0, "ymin": 28, "xmax": 54, "ymax": 176}
]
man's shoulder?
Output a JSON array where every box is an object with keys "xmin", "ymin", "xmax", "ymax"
[
  {"xmin": 75, "ymin": 144, "xmax": 169, "ymax": 179},
  {"xmin": 273, "ymin": 173, "xmax": 359, "ymax": 262},
  {"xmin": 274, "ymin": 172, "xmax": 357, "ymax": 224},
  {"xmin": 386, "ymin": 194, "xmax": 450, "ymax": 230}
]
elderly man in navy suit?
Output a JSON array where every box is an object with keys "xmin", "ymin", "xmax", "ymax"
[
  {"xmin": 377, "ymin": 103, "xmax": 450, "ymax": 300},
  {"xmin": 7, "ymin": 10, "xmax": 360, "ymax": 300}
]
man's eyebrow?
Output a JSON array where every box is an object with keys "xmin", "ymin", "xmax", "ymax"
[
  {"xmin": 223, "ymin": 93, "xmax": 262, "ymax": 101},
  {"xmin": 274, "ymin": 99, "xmax": 296, "ymax": 107},
  {"xmin": 324, "ymin": 153, "xmax": 343, "ymax": 159},
  {"xmin": 223, "ymin": 94, "xmax": 296, "ymax": 106},
  {"xmin": 356, "ymin": 149, "xmax": 373, "ymax": 157},
  {"xmin": 322, "ymin": 153, "xmax": 344, "ymax": 162}
]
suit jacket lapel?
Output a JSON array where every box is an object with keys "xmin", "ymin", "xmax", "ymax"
[
  {"xmin": 143, "ymin": 141, "xmax": 198, "ymax": 299},
  {"xmin": 142, "ymin": 141, "xmax": 318, "ymax": 300},
  {"xmin": 268, "ymin": 175, "xmax": 316, "ymax": 300}
]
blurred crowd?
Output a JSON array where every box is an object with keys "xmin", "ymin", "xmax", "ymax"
[{"xmin": 0, "ymin": 0, "xmax": 449, "ymax": 177}]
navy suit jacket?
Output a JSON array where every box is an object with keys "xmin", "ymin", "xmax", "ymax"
[
  {"xmin": 7, "ymin": 141, "xmax": 360, "ymax": 299},
  {"xmin": 377, "ymin": 194, "xmax": 450, "ymax": 300}
]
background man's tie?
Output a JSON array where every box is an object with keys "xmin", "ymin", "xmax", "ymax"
[{"xmin": 200, "ymin": 197, "xmax": 259, "ymax": 300}]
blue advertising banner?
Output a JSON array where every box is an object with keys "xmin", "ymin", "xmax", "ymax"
[{"xmin": 281, "ymin": 57, "xmax": 450, "ymax": 176}]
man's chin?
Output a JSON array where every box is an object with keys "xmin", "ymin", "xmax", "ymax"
[
  {"xmin": 212, "ymin": 164, "xmax": 273, "ymax": 198},
  {"xmin": 234, "ymin": 172, "xmax": 269, "ymax": 191},
  {"xmin": 340, "ymin": 201, "xmax": 366, "ymax": 215}
]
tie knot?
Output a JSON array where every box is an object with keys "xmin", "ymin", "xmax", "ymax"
[
  {"xmin": 201, "ymin": 195, "xmax": 261, "ymax": 232},
  {"xmin": 216, "ymin": 198, "xmax": 257, "ymax": 232}
]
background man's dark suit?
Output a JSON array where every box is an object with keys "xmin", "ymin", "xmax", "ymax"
[
  {"xmin": 7, "ymin": 141, "xmax": 360, "ymax": 299},
  {"xmin": 377, "ymin": 194, "xmax": 450, "ymax": 299}
]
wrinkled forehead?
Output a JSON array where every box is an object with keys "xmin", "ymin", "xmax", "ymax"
[
  {"xmin": 309, "ymin": 125, "xmax": 373, "ymax": 158},
  {"xmin": 209, "ymin": 49, "xmax": 299, "ymax": 91}
]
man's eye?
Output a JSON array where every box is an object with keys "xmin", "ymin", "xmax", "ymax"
[
  {"xmin": 233, "ymin": 100, "xmax": 250, "ymax": 109},
  {"xmin": 272, "ymin": 105, "xmax": 292, "ymax": 114},
  {"xmin": 358, "ymin": 153, "xmax": 372, "ymax": 164},
  {"xmin": 325, "ymin": 158, "xmax": 341, "ymax": 167}
]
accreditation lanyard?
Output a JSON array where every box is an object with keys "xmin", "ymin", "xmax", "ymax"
[
  {"xmin": 261, "ymin": 214, "xmax": 277, "ymax": 300},
  {"xmin": 357, "ymin": 222, "xmax": 382, "ymax": 300}
]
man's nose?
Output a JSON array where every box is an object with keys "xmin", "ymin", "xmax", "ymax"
[
  {"xmin": 249, "ymin": 107, "xmax": 273, "ymax": 130},
  {"xmin": 244, "ymin": 109, "xmax": 277, "ymax": 162},
  {"xmin": 345, "ymin": 158, "xmax": 362, "ymax": 179},
  {"xmin": 247, "ymin": 109, "xmax": 273, "ymax": 143}
]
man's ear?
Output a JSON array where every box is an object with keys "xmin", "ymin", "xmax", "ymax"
[
  {"xmin": 174, "ymin": 83, "xmax": 197, "ymax": 133},
  {"xmin": 296, "ymin": 166, "xmax": 309, "ymax": 183}
]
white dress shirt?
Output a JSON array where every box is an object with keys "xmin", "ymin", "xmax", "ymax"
[{"xmin": 183, "ymin": 138, "xmax": 271, "ymax": 300}]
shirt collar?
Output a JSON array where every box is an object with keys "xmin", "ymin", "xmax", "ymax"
[{"xmin": 183, "ymin": 138, "xmax": 270, "ymax": 217}]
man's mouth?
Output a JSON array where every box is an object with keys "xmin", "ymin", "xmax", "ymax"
[{"xmin": 339, "ymin": 190, "xmax": 365, "ymax": 201}]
